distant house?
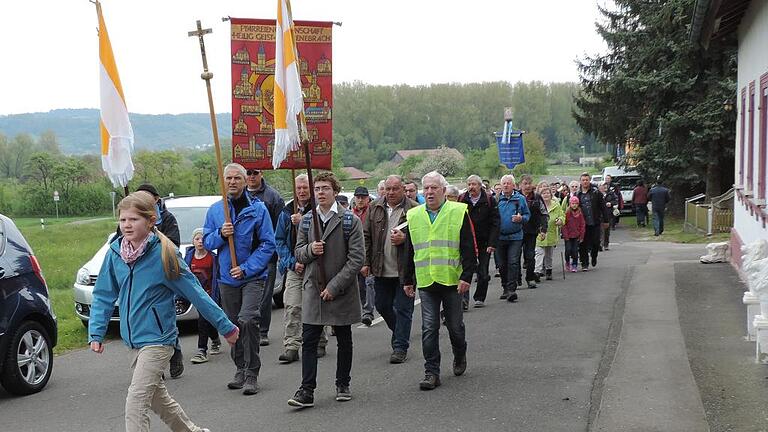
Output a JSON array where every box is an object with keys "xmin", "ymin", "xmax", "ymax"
[
  {"xmin": 691, "ymin": 0, "xmax": 768, "ymax": 267},
  {"xmin": 341, "ymin": 166, "xmax": 371, "ymax": 180},
  {"xmin": 391, "ymin": 148, "xmax": 465, "ymax": 164}
]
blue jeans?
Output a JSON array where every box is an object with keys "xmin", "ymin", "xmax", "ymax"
[
  {"xmin": 420, "ymin": 287, "xmax": 467, "ymax": 376},
  {"xmin": 635, "ymin": 204, "xmax": 648, "ymax": 226},
  {"xmin": 653, "ymin": 210, "xmax": 665, "ymax": 235},
  {"xmin": 374, "ymin": 277, "xmax": 414, "ymax": 352},
  {"xmin": 497, "ymin": 239, "xmax": 523, "ymax": 294}
]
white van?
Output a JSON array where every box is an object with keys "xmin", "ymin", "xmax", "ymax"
[{"xmin": 602, "ymin": 166, "xmax": 643, "ymax": 215}]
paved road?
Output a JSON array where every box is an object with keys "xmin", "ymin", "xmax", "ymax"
[{"xmin": 0, "ymin": 229, "xmax": 717, "ymax": 432}]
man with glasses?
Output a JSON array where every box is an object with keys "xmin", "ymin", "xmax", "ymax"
[
  {"xmin": 404, "ymin": 180, "xmax": 426, "ymax": 204},
  {"xmin": 245, "ymin": 168, "xmax": 285, "ymax": 346}
]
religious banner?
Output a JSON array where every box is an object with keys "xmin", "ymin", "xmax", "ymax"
[{"xmin": 230, "ymin": 18, "xmax": 333, "ymax": 170}]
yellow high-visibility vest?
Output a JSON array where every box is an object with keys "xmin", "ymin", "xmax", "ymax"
[{"xmin": 406, "ymin": 200, "xmax": 467, "ymax": 288}]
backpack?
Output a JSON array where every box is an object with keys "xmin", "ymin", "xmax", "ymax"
[{"xmin": 300, "ymin": 209, "xmax": 355, "ymax": 241}]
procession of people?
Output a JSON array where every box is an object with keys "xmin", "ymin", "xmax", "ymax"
[{"xmin": 88, "ymin": 163, "xmax": 668, "ymax": 431}]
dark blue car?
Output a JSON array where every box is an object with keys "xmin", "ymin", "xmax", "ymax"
[{"xmin": 0, "ymin": 214, "xmax": 57, "ymax": 395}]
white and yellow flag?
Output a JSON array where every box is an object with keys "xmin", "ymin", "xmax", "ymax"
[
  {"xmin": 97, "ymin": 1, "xmax": 134, "ymax": 187},
  {"xmin": 272, "ymin": 0, "xmax": 305, "ymax": 169}
]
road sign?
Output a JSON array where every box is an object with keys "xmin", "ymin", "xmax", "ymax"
[{"xmin": 53, "ymin": 191, "xmax": 60, "ymax": 202}]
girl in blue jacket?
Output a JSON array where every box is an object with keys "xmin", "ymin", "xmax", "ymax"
[{"xmin": 89, "ymin": 191, "xmax": 239, "ymax": 432}]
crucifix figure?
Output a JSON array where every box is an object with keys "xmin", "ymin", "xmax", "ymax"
[{"xmin": 188, "ymin": 20, "xmax": 237, "ymax": 266}]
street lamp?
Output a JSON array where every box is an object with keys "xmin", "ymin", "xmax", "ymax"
[{"xmin": 723, "ymin": 98, "xmax": 735, "ymax": 112}]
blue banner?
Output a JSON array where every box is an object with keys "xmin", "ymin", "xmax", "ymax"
[{"xmin": 496, "ymin": 130, "xmax": 525, "ymax": 170}]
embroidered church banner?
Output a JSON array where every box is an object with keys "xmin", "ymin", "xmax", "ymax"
[{"xmin": 230, "ymin": 18, "xmax": 332, "ymax": 170}]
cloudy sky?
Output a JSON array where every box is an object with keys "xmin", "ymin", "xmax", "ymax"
[{"xmin": 0, "ymin": 0, "xmax": 607, "ymax": 115}]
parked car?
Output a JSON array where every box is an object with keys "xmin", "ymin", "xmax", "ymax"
[
  {"xmin": 602, "ymin": 166, "xmax": 643, "ymax": 215},
  {"xmin": 0, "ymin": 214, "xmax": 57, "ymax": 395}
]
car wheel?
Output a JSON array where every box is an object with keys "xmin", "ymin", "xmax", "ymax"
[{"xmin": 1, "ymin": 321, "xmax": 53, "ymax": 395}]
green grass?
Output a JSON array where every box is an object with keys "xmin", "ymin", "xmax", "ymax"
[
  {"xmin": 16, "ymin": 217, "xmax": 118, "ymax": 354},
  {"xmin": 625, "ymin": 216, "xmax": 730, "ymax": 244}
]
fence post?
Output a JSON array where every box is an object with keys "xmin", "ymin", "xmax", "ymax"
[{"xmin": 707, "ymin": 206, "xmax": 713, "ymax": 236}]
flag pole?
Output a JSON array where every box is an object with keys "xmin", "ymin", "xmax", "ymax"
[{"xmin": 188, "ymin": 20, "xmax": 238, "ymax": 268}]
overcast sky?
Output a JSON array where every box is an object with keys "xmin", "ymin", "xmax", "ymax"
[{"xmin": 0, "ymin": 0, "xmax": 607, "ymax": 115}]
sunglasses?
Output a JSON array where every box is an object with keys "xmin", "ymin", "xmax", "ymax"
[{"xmin": 246, "ymin": 170, "xmax": 261, "ymax": 176}]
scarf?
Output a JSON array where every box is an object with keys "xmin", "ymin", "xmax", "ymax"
[{"xmin": 120, "ymin": 232, "xmax": 153, "ymax": 265}]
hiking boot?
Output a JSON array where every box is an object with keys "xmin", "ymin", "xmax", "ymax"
[
  {"xmin": 170, "ymin": 349, "xmax": 184, "ymax": 379},
  {"xmin": 506, "ymin": 292, "xmax": 519, "ymax": 303},
  {"xmin": 591, "ymin": 257, "xmax": 598, "ymax": 267},
  {"xmin": 288, "ymin": 388, "xmax": 314, "ymax": 408},
  {"xmin": 545, "ymin": 269, "xmax": 553, "ymax": 281},
  {"xmin": 499, "ymin": 290, "xmax": 509, "ymax": 300},
  {"xmin": 390, "ymin": 350, "xmax": 407, "ymax": 364},
  {"xmin": 361, "ymin": 316, "xmax": 373, "ymax": 326},
  {"xmin": 462, "ymin": 299, "xmax": 469, "ymax": 312},
  {"xmin": 227, "ymin": 370, "xmax": 246, "ymax": 390},
  {"xmin": 453, "ymin": 355, "xmax": 467, "ymax": 376},
  {"xmin": 279, "ymin": 349, "xmax": 299, "ymax": 364},
  {"xmin": 527, "ymin": 280, "xmax": 538, "ymax": 289},
  {"xmin": 242, "ymin": 376, "xmax": 258, "ymax": 395},
  {"xmin": 190, "ymin": 350, "xmax": 208, "ymax": 364},
  {"xmin": 335, "ymin": 385, "xmax": 352, "ymax": 402},
  {"xmin": 474, "ymin": 300, "xmax": 485, "ymax": 308},
  {"xmin": 534, "ymin": 273, "xmax": 542, "ymax": 283},
  {"xmin": 209, "ymin": 340, "xmax": 221, "ymax": 355},
  {"xmin": 316, "ymin": 345, "xmax": 327, "ymax": 358},
  {"xmin": 259, "ymin": 336, "xmax": 270, "ymax": 347},
  {"xmin": 419, "ymin": 374, "xmax": 441, "ymax": 391}
]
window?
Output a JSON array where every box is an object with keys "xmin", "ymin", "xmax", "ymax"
[
  {"xmin": 740, "ymin": 87, "xmax": 747, "ymax": 186},
  {"xmin": 748, "ymin": 82, "xmax": 756, "ymax": 193},
  {"xmin": 760, "ymin": 74, "xmax": 768, "ymax": 203}
]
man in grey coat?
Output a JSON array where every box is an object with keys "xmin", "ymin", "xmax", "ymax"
[{"xmin": 288, "ymin": 171, "xmax": 364, "ymax": 409}]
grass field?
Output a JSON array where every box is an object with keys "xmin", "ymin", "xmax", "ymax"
[
  {"xmin": 625, "ymin": 215, "xmax": 730, "ymax": 244},
  {"xmin": 15, "ymin": 217, "xmax": 117, "ymax": 354}
]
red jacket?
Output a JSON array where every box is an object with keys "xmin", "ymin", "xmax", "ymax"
[{"xmin": 561, "ymin": 208, "xmax": 585, "ymax": 242}]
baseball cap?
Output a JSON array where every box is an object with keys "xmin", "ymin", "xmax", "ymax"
[
  {"xmin": 354, "ymin": 186, "xmax": 369, "ymax": 196},
  {"xmin": 136, "ymin": 183, "xmax": 160, "ymax": 197}
]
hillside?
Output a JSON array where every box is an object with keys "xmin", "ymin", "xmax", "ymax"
[{"xmin": 0, "ymin": 109, "xmax": 231, "ymax": 154}]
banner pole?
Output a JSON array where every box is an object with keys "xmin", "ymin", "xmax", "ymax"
[
  {"xmin": 188, "ymin": 20, "xmax": 238, "ymax": 269},
  {"xmin": 303, "ymin": 141, "xmax": 327, "ymax": 292}
]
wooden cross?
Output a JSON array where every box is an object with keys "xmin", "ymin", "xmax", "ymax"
[{"xmin": 188, "ymin": 20, "xmax": 214, "ymax": 77}]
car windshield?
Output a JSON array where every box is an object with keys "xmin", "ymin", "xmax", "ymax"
[
  {"xmin": 167, "ymin": 206, "xmax": 210, "ymax": 244},
  {"xmin": 613, "ymin": 177, "xmax": 641, "ymax": 191}
]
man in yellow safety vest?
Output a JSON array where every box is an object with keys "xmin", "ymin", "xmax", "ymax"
[{"xmin": 402, "ymin": 171, "xmax": 478, "ymax": 391}]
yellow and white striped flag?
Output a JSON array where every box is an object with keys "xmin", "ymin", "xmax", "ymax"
[
  {"xmin": 273, "ymin": 0, "xmax": 305, "ymax": 169},
  {"xmin": 97, "ymin": 1, "xmax": 134, "ymax": 187}
]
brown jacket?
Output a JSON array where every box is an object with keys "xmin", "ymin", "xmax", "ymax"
[
  {"xmin": 363, "ymin": 197, "xmax": 419, "ymax": 277},
  {"xmin": 295, "ymin": 209, "xmax": 364, "ymax": 326}
]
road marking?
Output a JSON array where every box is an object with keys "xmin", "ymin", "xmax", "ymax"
[{"xmin": 357, "ymin": 298, "xmax": 421, "ymax": 329}]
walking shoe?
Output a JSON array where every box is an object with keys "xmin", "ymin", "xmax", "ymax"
[
  {"xmin": 565, "ymin": 263, "xmax": 571, "ymax": 272},
  {"xmin": 534, "ymin": 273, "xmax": 542, "ymax": 283},
  {"xmin": 591, "ymin": 257, "xmax": 597, "ymax": 267},
  {"xmin": 598, "ymin": 245, "xmax": 603, "ymax": 252},
  {"xmin": 499, "ymin": 290, "xmax": 509, "ymax": 300},
  {"xmin": 545, "ymin": 269, "xmax": 553, "ymax": 281},
  {"xmin": 316, "ymin": 345, "xmax": 327, "ymax": 358},
  {"xmin": 390, "ymin": 350, "xmax": 407, "ymax": 364},
  {"xmin": 582, "ymin": 267, "xmax": 590, "ymax": 272},
  {"xmin": 190, "ymin": 350, "xmax": 208, "ymax": 364},
  {"xmin": 462, "ymin": 299, "xmax": 469, "ymax": 312},
  {"xmin": 279, "ymin": 349, "xmax": 299, "ymax": 364},
  {"xmin": 361, "ymin": 315, "xmax": 373, "ymax": 326},
  {"xmin": 474, "ymin": 300, "xmax": 485, "ymax": 308},
  {"xmin": 527, "ymin": 280, "xmax": 537, "ymax": 289},
  {"xmin": 571, "ymin": 267, "xmax": 578, "ymax": 273},
  {"xmin": 209, "ymin": 340, "xmax": 221, "ymax": 355},
  {"xmin": 604, "ymin": 246, "xmax": 610, "ymax": 251},
  {"xmin": 242, "ymin": 376, "xmax": 258, "ymax": 395},
  {"xmin": 453, "ymin": 355, "xmax": 467, "ymax": 376},
  {"xmin": 259, "ymin": 336, "xmax": 270, "ymax": 346},
  {"xmin": 288, "ymin": 388, "xmax": 315, "ymax": 408},
  {"xmin": 227, "ymin": 370, "xmax": 246, "ymax": 390},
  {"xmin": 335, "ymin": 385, "xmax": 352, "ymax": 402},
  {"xmin": 506, "ymin": 292, "xmax": 519, "ymax": 302},
  {"xmin": 494, "ymin": 272, "xmax": 501, "ymax": 278},
  {"xmin": 170, "ymin": 349, "xmax": 184, "ymax": 379},
  {"xmin": 419, "ymin": 374, "xmax": 441, "ymax": 391}
]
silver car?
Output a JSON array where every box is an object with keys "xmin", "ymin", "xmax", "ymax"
[{"xmin": 73, "ymin": 195, "xmax": 221, "ymax": 325}]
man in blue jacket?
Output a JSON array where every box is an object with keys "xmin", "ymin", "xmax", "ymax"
[
  {"xmin": 204, "ymin": 163, "xmax": 276, "ymax": 396},
  {"xmin": 496, "ymin": 174, "xmax": 530, "ymax": 303}
]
